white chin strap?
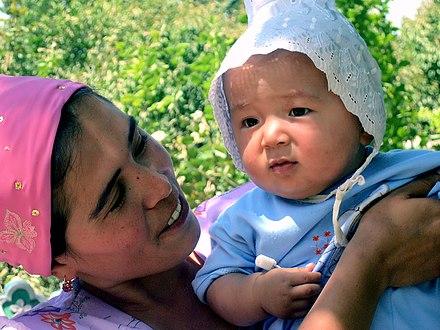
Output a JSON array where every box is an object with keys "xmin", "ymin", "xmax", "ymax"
[
  {"xmin": 332, "ymin": 173, "xmax": 366, "ymax": 246},
  {"xmin": 332, "ymin": 148, "xmax": 379, "ymax": 246}
]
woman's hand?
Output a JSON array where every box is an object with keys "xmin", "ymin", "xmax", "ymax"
[
  {"xmin": 300, "ymin": 170, "xmax": 440, "ymax": 330},
  {"xmin": 350, "ymin": 170, "xmax": 440, "ymax": 288}
]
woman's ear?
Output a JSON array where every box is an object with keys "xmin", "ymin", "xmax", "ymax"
[
  {"xmin": 51, "ymin": 254, "xmax": 77, "ymax": 281},
  {"xmin": 360, "ymin": 130, "xmax": 374, "ymax": 146}
]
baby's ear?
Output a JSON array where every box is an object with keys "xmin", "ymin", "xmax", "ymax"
[
  {"xmin": 51, "ymin": 254, "xmax": 77, "ymax": 281},
  {"xmin": 360, "ymin": 130, "xmax": 374, "ymax": 146}
]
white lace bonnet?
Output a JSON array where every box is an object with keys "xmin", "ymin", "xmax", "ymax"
[{"xmin": 209, "ymin": 0, "xmax": 387, "ymax": 245}]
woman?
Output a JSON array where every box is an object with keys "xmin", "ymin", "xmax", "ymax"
[{"xmin": 0, "ymin": 75, "xmax": 439, "ymax": 329}]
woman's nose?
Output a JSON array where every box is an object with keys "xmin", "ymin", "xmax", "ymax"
[
  {"xmin": 261, "ymin": 119, "xmax": 290, "ymax": 148},
  {"xmin": 137, "ymin": 167, "xmax": 172, "ymax": 210}
]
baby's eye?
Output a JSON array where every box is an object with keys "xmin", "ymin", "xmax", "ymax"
[
  {"xmin": 242, "ymin": 118, "xmax": 259, "ymax": 128},
  {"xmin": 289, "ymin": 108, "xmax": 311, "ymax": 117}
]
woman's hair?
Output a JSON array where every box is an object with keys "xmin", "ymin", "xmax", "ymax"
[
  {"xmin": 50, "ymin": 87, "xmax": 114, "ymax": 261},
  {"xmin": 50, "ymin": 87, "xmax": 89, "ymax": 260}
]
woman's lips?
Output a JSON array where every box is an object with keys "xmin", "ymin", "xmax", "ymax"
[
  {"xmin": 167, "ymin": 198, "xmax": 182, "ymax": 226},
  {"xmin": 159, "ymin": 194, "xmax": 189, "ymax": 236}
]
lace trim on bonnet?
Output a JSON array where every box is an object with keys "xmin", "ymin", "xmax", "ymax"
[{"xmin": 209, "ymin": 0, "xmax": 386, "ymax": 246}]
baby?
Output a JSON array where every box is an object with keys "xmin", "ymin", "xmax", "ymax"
[{"xmin": 193, "ymin": 0, "xmax": 440, "ymax": 329}]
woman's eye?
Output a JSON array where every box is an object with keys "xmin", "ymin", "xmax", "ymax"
[
  {"xmin": 134, "ymin": 130, "xmax": 148, "ymax": 158},
  {"xmin": 289, "ymin": 108, "xmax": 310, "ymax": 117},
  {"xmin": 109, "ymin": 183, "xmax": 125, "ymax": 214},
  {"xmin": 242, "ymin": 118, "xmax": 259, "ymax": 128}
]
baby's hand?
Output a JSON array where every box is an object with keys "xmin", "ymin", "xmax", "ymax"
[{"xmin": 253, "ymin": 265, "xmax": 321, "ymax": 319}]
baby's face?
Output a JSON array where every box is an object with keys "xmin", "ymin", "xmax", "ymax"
[{"xmin": 223, "ymin": 50, "xmax": 371, "ymax": 199}]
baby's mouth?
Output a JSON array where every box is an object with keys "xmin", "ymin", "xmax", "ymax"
[
  {"xmin": 269, "ymin": 159, "xmax": 298, "ymax": 174},
  {"xmin": 270, "ymin": 159, "xmax": 295, "ymax": 168}
]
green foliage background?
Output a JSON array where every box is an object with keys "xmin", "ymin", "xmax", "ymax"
[
  {"xmin": 0, "ymin": 0, "xmax": 438, "ymax": 295},
  {"xmin": 396, "ymin": 0, "xmax": 440, "ymax": 148}
]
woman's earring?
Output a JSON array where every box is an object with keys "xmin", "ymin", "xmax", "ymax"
[{"xmin": 62, "ymin": 276, "xmax": 76, "ymax": 292}]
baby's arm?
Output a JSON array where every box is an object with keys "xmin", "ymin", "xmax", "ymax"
[{"xmin": 206, "ymin": 265, "xmax": 321, "ymax": 326}]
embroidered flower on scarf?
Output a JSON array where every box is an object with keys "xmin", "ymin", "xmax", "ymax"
[
  {"xmin": 41, "ymin": 312, "xmax": 77, "ymax": 330},
  {"xmin": 0, "ymin": 209, "xmax": 37, "ymax": 253}
]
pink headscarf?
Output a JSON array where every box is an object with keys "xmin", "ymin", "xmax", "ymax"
[{"xmin": 0, "ymin": 75, "xmax": 85, "ymax": 276}]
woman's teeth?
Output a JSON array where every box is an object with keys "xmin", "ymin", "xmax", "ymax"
[{"xmin": 168, "ymin": 199, "xmax": 182, "ymax": 226}]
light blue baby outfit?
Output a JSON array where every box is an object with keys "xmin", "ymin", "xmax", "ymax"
[{"xmin": 193, "ymin": 148, "xmax": 440, "ymax": 329}]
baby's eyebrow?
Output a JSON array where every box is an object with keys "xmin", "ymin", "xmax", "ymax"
[{"xmin": 230, "ymin": 100, "xmax": 250, "ymax": 111}]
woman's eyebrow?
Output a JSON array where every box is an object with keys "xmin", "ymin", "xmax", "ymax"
[
  {"xmin": 89, "ymin": 168, "xmax": 122, "ymax": 220},
  {"xmin": 128, "ymin": 116, "xmax": 136, "ymax": 150},
  {"xmin": 89, "ymin": 116, "xmax": 135, "ymax": 221}
]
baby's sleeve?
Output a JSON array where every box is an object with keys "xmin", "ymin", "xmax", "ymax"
[{"xmin": 192, "ymin": 204, "xmax": 258, "ymax": 304}]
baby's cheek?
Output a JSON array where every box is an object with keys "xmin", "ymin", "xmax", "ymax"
[{"xmin": 241, "ymin": 156, "xmax": 256, "ymax": 174}]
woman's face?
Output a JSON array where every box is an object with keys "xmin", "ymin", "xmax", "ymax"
[{"xmin": 56, "ymin": 96, "xmax": 200, "ymax": 288}]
